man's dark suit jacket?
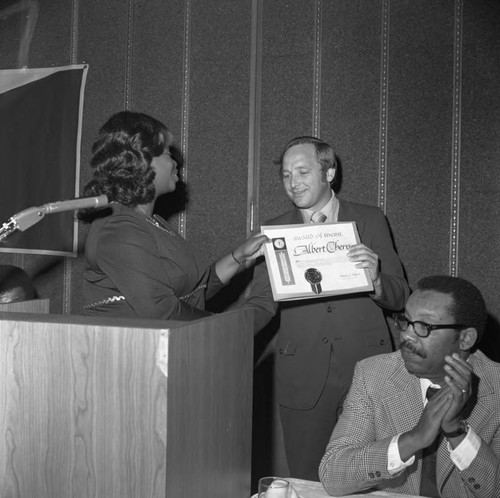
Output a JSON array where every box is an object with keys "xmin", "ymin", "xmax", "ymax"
[
  {"xmin": 248, "ymin": 197, "xmax": 410, "ymax": 410},
  {"xmin": 319, "ymin": 349, "xmax": 500, "ymax": 498}
]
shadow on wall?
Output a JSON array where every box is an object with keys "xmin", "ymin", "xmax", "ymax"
[
  {"xmin": 155, "ymin": 180, "xmax": 188, "ymax": 221},
  {"xmin": 478, "ymin": 314, "xmax": 500, "ymax": 363},
  {"xmin": 155, "ymin": 144, "xmax": 187, "ymax": 221}
]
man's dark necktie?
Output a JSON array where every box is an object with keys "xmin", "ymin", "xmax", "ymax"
[
  {"xmin": 420, "ymin": 386, "xmax": 441, "ymax": 498},
  {"xmin": 310, "ymin": 211, "xmax": 327, "ymax": 223}
]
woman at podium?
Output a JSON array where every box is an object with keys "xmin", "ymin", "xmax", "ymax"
[{"xmin": 79, "ymin": 111, "xmax": 266, "ymax": 320}]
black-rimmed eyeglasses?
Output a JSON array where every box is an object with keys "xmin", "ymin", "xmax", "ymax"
[{"xmin": 393, "ymin": 313, "xmax": 467, "ymax": 338}]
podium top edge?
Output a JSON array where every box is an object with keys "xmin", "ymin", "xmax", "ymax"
[{"xmin": 0, "ymin": 307, "xmax": 254, "ymax": 330}]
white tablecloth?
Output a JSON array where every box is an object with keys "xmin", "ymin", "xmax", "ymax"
[{"xmin": 252, "ymin": 478, "xmax": 425, "ymax": 498}]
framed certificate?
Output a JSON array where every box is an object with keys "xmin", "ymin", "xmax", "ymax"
[{"xmin": 261, "ymin": 222, "xmax": 373, "ymax": 301}]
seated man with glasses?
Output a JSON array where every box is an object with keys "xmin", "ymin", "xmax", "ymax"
[{"xmin": 319, "ymin": 275, "xmax": 500, "ymax": 498}]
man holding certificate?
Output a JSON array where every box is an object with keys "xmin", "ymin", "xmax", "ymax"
[{"xmin": 247, "ymin": 136, "xmax": 410, "ymax": 480}]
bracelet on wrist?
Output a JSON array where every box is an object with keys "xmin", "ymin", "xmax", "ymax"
[{"xmin": 231, "ymin": 250, "xmax": 244, "ymax": 265}]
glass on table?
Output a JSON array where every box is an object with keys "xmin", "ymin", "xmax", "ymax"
[{"xmin": 258, "ymin": 476, "xmax": 290, "ymax": 497}]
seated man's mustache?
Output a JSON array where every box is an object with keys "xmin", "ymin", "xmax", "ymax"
[{"xmin": 400, "ymin": 340, "xmax": 426, "ymax": 358}]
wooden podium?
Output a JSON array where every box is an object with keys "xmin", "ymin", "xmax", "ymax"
[
  {"xmin": 0, "ymin": 297, "xmax": 50, "ymax": 313},
  {"xmin": 0, "ymin": 309, "xmax": 253, "ymax": 498}
]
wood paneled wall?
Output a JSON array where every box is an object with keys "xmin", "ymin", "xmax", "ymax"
[
  {"xmin": 1, "ymin": 0, "xmax": 499, "ymax": 486},
  {"xmin": 1, "ymin": 0, "xmax": 499, "ymax": 331}
]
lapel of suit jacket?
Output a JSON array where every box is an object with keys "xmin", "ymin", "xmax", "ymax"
[
  {"xmin": 438, "ymin": 350, "xmax": 496, "ymax": 487},
  {"xmin": 382, "ymin": 355, "xmax": 425, "ymax": 494},
  {"xmin": 289, "ymin": 208, "xmax": 303, "ymax": 225},
  {"xmin": 467, "ymin": 351, "xmax": 496, "ymax": 428},
  {"xmin": 337, "ymin": 198, "xmax": 366, "ymax": 238},
  {"xmin": 384, "ymin": 355, "xmax": 424, "ymax": 434}
]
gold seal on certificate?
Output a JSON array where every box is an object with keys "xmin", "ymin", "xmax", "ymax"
[
  {"xmin": 304, "ymin": 268, "xmax": 322, "ymax": 294},
  {"xmin": 261, "ymin": 222, "xmax": 374, "ymax": 302}
]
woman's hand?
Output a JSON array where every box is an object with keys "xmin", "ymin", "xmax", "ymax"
[
  {"xmin": 215, "ymin": 234, "xmax": 269, "ymax": 284},
  {"xmin": 232, "ymin": 234, "xmax": 269, "ymax": 264}
]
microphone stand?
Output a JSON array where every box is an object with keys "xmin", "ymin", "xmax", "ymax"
[
  {"xmin": 0, "ymin": 195, "xmax": 108, "ymax": 242},
  {"xmin": 0, "ymin": 206, "xmax": 48, "ymax": 242}
]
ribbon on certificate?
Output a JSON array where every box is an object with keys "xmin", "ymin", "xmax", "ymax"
[
  {"xmin": 272, "ymin": 237, "xmax": 295, "ymax": 286},
  {"xmin": 304, "ymin": 268, "xmax": 323, "ymax": 294}
]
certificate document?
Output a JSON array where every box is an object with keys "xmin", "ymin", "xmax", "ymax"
[{"xmin": 261, "ymin": 222, "xmax": 373, "ymax": 301}]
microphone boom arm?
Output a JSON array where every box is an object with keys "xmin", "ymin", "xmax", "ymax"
[
  {"xmin": 0, "ymin": 195, "xmax": 108, "ymax": 242},
  {"xmin": 0, "ymin": 206, "xmax": 45, "ymax": 242}
]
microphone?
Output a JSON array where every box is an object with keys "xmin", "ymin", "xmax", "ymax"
[
  {"xmin": 42, "ymin": 195, "xmax": 109, "ymax": 213},
  {"xmin": 0, "ymin": 195, "xmax": 109, "ymax": 241}
]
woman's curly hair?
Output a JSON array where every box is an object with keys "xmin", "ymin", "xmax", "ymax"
[{"xmin": 83, "ymin": 111, "xmax": 170, "ymax": 207}]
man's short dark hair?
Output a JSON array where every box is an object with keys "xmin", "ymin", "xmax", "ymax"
[
  {"xmin": 416, "ymin": 275, "xmax": 487, "ymax": 342},
  {"xmin": 278, "ymin": 136, "xmax": 337, "ymax": 177}
]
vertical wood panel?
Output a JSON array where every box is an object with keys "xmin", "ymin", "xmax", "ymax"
[
  {"xmin": 378, "ymin": 0, "xmax": 390, "ymax": 213},
  {"xmin": 0, "ymin": 317, "xmax": 167, "ymax": 498},
  {"xmin": 449, "ymin": 0, "xmax": 464, "ymax": 277},
  {"xmin": 129, "ymin": 0, "xmax": 187, "ymax": 147},
  {"xmin": 258, "ymin": 0, "xmax": 316, "ymax": 225},
  {"xmin": 312, "ymin": 0, "xmax": 322, "ymax": 138},
  {"xmin": 321, "ymin": 0, "xmax": 383, "ymax": 205},
  {"xmin": 179, "ymin": 0, "xmax": 192, "ymax": 239},
  {"xmin": 247, "ymin": 0, "xmax": 264, "ymax": 235},
  {"xmin": 24, "ymin": 0, "xmax": 72, "ymax": 67},
  {"xmin": 128, "ymin": 0, "xmax": 187, "ymax": 235},
  {"xmin": 64, "ymin": 0, "xmax": 81, "ymax": 314},
  {"xmin": 386, "ymin": 0, "xmax": 455, "ymax": 286},
  {"xmin": 186, "ymin": 0, "xmax": 252, "ymax": 260},
  {"xmin": 460, "ymin": 0, "xmax": 500, "ymax": 356},
  {"xmin": 166, "ymin": 310, "xmax": 253, "ymax": 497},
  {"xmin": 71, "ymin": 0, "xmax": 138, "ymax": 314},
  {"xmin": 78, "ymin": 0, "xmax": 130, "ymax": 139}
]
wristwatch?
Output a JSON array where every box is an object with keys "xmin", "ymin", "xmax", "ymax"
[{"xmin": 442, "ymin": 420, "xmax": 469, "ymax": 438}]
